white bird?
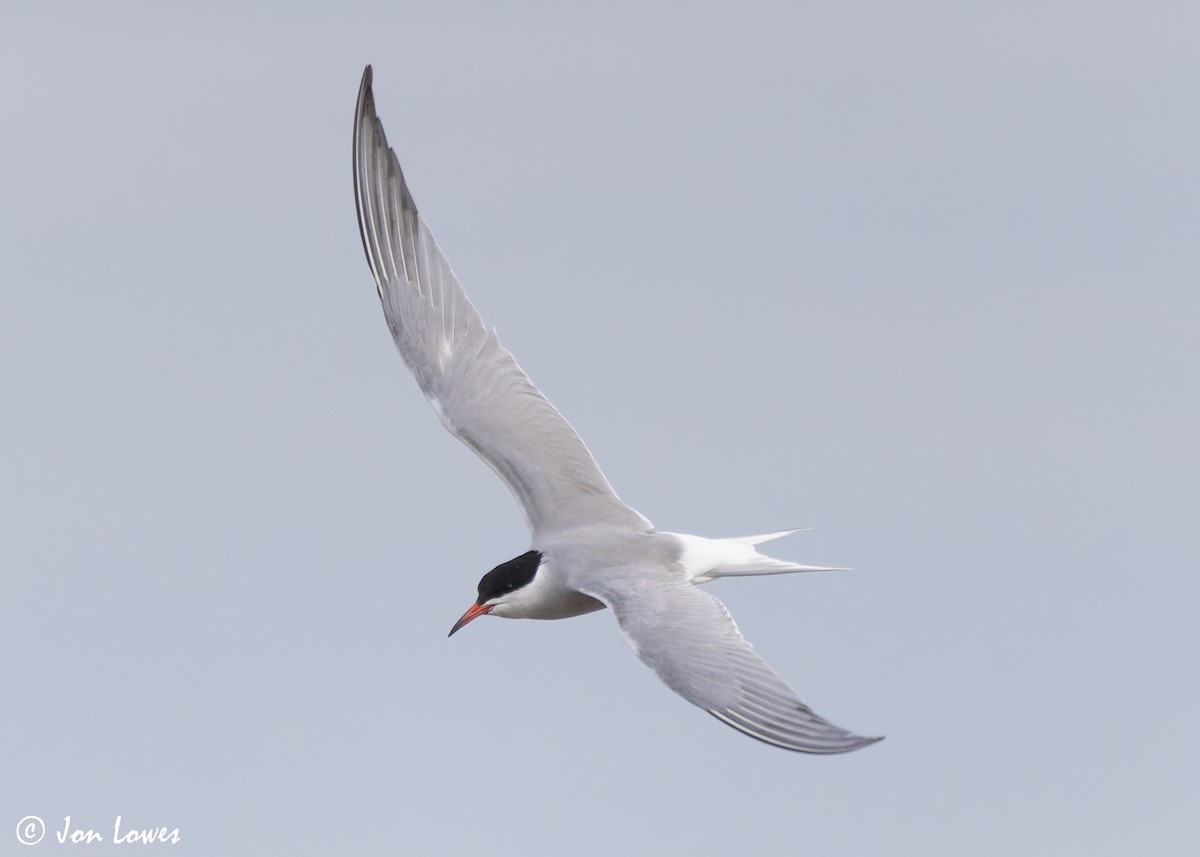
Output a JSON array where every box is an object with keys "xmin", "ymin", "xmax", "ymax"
[{"xmin": 353, "ymin": 66, "xmax": 881, "ymax": 754}]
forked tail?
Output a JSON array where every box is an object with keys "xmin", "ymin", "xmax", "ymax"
[{"xmin": 668, "ymin": 529, "xmax": 848, "ymax": 584}]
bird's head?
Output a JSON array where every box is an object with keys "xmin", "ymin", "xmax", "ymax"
[{"xmin": 448, "ymin": 550, "xmax": 543, "ymax": 636}]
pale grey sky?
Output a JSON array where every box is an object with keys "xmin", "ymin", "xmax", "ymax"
[{"xmin": 3, "ymin": 2, "xmax": 1198, "ymax": 855}]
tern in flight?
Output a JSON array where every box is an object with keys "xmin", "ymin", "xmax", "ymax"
[{"xmin": 352, "ymin": 66, "xmax": 880, "ymax": 753}]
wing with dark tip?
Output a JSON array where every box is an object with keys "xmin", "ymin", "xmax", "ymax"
[
  {"xmin": 582, "ymin": 572, "xmax": 883, "ymax": 754},
  {"xmin": 352, "ymin": 66, "xmax": 650, "ymax": 536}
]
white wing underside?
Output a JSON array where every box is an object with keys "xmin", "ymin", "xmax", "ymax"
[
  {"xmin": 353, "ymin": 67, "xmax": 649, "ymax": 536},
  {"xmin": 582, "ymin": 573, "xmax": 882, "ymax": 754}
]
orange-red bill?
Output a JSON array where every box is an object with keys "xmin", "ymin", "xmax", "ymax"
[{"xmin": 448, "ymin": 602, "xmax": 494, "ymax": 637}]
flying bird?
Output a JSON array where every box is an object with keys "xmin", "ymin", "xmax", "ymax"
[{"xmin": 352, "ymin": 66, "xmax": 880, "ymax": 754}]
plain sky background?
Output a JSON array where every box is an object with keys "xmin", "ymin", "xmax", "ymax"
[{"xmin": 3, "ymin": 2, "xmax": 1197, "ymax": 854}]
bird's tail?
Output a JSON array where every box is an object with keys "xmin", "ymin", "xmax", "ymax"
[{"xmin": 671, "ymin": 529, "xmax": 848, "ymax": 584}]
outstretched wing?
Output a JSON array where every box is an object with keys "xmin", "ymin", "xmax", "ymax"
[
  {"xmin": 583, "ymin": 573, "xmax": 882, "ymax": 754},
  {"xmin": 353, "ymin": 66, "xmax": 649, "ymax": 535}
]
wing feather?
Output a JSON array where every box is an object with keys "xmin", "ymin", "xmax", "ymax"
[
  {"xmin": 583, "ymin": 573, "xmax": 882, "ymax": 754},
  {"xmin": 353, "ymin": 66, "xmax": 649, "ymax": 535}
]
